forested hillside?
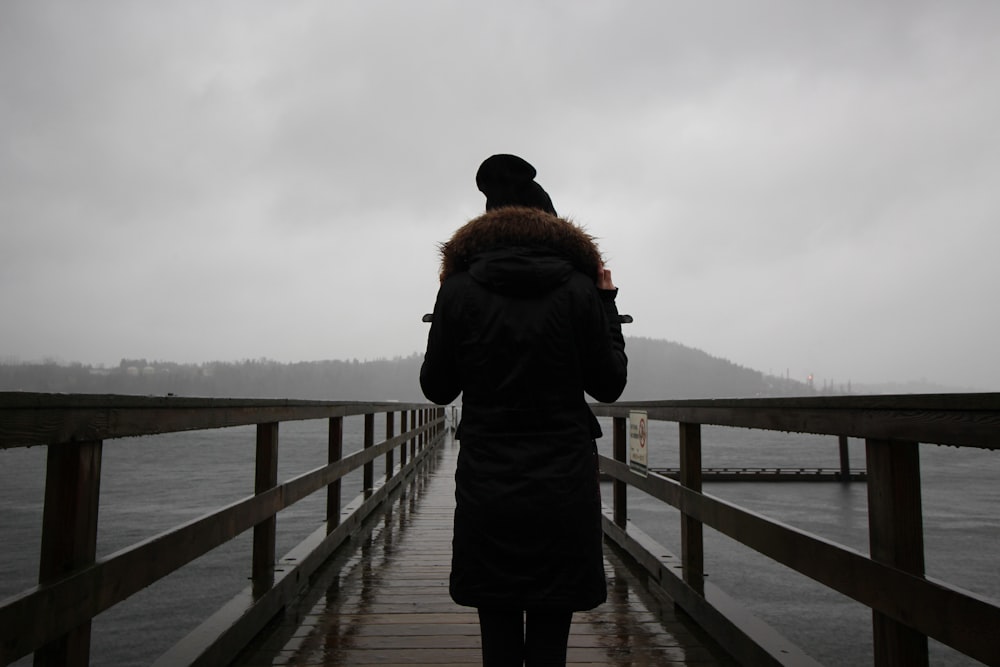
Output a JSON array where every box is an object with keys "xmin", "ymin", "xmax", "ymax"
[
  {"xmin": 621, "ymin": 337, "xmax": 807, "ymax": 399},
  {"xmin": 0, "ymin": 337, "xmax": 811, "ymax": 401}
]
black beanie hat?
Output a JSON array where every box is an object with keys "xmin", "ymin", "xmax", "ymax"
[{"xmin": 475, "ymin": 154, "xmax": 557, "ymax": 215}]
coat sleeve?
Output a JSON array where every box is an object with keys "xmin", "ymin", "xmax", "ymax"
[
  {"xmin": 582, "ymin": 287, "xmax": 628, "ymax": 403},
  {"xmin": 419, "ymin": 280, "xmax": 462, "ymax": 405}
]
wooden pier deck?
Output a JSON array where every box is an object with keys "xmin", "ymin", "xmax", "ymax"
[{"xmin": 231, "ymin": 439, "xmax": 735, "ymax": 667}]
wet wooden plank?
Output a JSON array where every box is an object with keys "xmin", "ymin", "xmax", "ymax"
[{"xmin": 232, "ymin": 440, "xmax": 735, "ymax": 667}]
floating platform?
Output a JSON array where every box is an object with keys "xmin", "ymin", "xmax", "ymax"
[{"xmin": 650, "ymin": 467, "xmax": 867, "ymax": 482}]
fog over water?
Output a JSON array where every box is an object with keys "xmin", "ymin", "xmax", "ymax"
[{"xmin": 3, "ymin": 2, "xmax": 1000, "ymax": 390}]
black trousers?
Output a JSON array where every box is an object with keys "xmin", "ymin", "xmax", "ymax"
[{"xmin": 477, "ymin": 608, "xmax": 573, "ymax": 667}]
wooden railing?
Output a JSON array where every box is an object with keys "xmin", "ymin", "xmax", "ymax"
[
  {"xmin": 0, "ymin": 393, "xmax": 446, "ymax": 667},
  {"xmin": 593, "ymin": 394, "xmax": 1000, "ymax": 667},
  {"xmin": 5, "ymin": 392, "xmax": 998, "ymax": 667}
]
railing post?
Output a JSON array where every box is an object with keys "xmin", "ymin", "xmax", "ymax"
[
  {"xmin": 400, "ymin": 411, "xmax": 409, "ymax": 467},
  {"xmin": 253, "ymin": 423, "xmax": 279, "ymax": 588},
  {"xmin": 363, "ymin": 413, "xmax": 375, "ymax": 495},
  {"xmin": 612, "ymin": 416, "xmax": 627, "ymax": 528},
  {"xmin": 35, "ymin": 440, "xmax": 103, "ymax": 667},
  {"xmin": 327, "ymin": 416, "xmax": 343, "ymax": 531},
  {"xmin": 418, "ymin": 410, "xmax": 425, "ymax": 451},
  {"xmin": 385, "ymin": 411, "xmax": 395, "ymax": 480},
  {"xmin": 410, "ymin": 409, "xmax": 417, "ymax": 459},
  {"xmin": 839, "ymin": 435, "xmax": 851, "ymax": 482},
  {"xmin": 680, "ymin": 422, "xmax": 704, "ymax": 596},
  {"xmin": 866, "ymin": 438, "xmax": 928, "ymax": 667}
]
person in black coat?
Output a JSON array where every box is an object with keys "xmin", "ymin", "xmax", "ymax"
[{"xmin": 420, "ymin": 154, "xmax": 628, "ymax": 666}]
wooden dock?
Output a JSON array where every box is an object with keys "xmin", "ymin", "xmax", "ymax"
[
  {"xmin": 231, "ymin": 440, "xmax": 735, "ymax": 667},
  {"xmin": 8, "ymin": 394, "xmax": 997, "ymax": 666}
]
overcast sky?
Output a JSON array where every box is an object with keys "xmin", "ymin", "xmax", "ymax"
[{"xmin": 2, "ymin": 1, "xmax": 999, "ymax": 390}]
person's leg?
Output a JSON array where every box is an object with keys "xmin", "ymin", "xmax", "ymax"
[
  {"xmin": 477, "ymin": 608, "xmax": 524, "ymax": 666},
  {"xmin": 524, "ymin": 609, "xmax": 573, "ymax": 667}
]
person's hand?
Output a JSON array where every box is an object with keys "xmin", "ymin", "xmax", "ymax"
[{"xmin": 596, "ymin": 264, "xmax": 616, "ymax": 290}]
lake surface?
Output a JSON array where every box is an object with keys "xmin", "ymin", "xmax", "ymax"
[{"xmin": 2, "ymin": 416, "xmax": 997, "ymax": 666}]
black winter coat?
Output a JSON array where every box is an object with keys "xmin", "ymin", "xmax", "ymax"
[{"xmin": 420, "ymin": 206, "xmax": 627, "ymax": 611}]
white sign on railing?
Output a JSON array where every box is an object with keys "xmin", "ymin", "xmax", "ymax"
[{"xmin": 629, "ymin": 410, "xmax": 648, "ymax": 476}]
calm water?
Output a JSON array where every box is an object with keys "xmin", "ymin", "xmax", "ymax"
[{"xmin": 2, "ymin": 416, "xmax": 998, "ymax": 666}]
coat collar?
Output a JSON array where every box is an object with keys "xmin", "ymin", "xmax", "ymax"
[{"xmin": 438, "ymin": 206, "xmax": 603, "ymax": 281}]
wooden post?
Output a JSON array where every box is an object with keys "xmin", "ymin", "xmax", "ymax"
[
  {"xmin": 363, "ymin": 413, "xmax": 375, "ymax": 495},
  {"xmin": 612, "ymin": 416, "xmax": 627, "ymax": 529},
  {"xmin": 418, "ymin": 410, "xmax": 425, "ymax": 451},
  {"xmin": 35, "ymin": 440, "xmax": 103, "ymax": 667},
  {"xmin": 839, "ymin": 435, "xmax": 851, "ymax": 482},
  {"xmin": 385, "ymin": 411, "xmax": 395, "ymax": 480},
  {"xmin": 327, "ymin": 416, "xmax": 343, "ymax": 531},
  {"xmin": 410, "ymin": 409, "xmax": 417, "ymax": 458},
  {"xmin": 400, "ymin": 411, "xmax": 409, "ymax": 467},
  {"xmin": 680, "ymin": 422, "xmax": 704, "ymax": 596},
  {"xmin": 866, "ymin": 438, "xmax": 928, "ymax": 667},
  {"xmin": 253, "ymin": 423, "xmax": 278, "ymax": 587}
]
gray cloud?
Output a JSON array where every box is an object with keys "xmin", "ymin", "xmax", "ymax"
[{"xmin": 3, "ymin": 1, "xmax": 999, "ymax": 390}]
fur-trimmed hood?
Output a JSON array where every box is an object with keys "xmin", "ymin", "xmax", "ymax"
[{"xmin": 438, "ymin": 206, "xmax": 603, "ymax": 282}]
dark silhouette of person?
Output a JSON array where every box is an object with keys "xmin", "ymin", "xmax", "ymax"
[{"xmin": 421, "ymin": 154, "xmax": 628, "ymax": 666}]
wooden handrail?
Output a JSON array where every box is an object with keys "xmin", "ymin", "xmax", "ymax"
[
  {"xmin": 592, "ymin": 393, "xmax": 1000, "ymax": 449},
  {"xmin": 0, "ymin": 393, "xmax": 436, "ymax": 448},
  {"xmin": 0, "ymin": 394, "xmax": 446, "ymax": 666},
  {"xmin": 595, "ymin": 394, "xmax": 1000, "ymax": 667}
]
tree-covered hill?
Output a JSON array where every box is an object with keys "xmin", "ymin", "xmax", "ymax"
[
  {"xmin": 620, "ymin": 336, "xmax": 808, "ymax": 399},
  {"xmin": 0, "ymin": 337, "xmax": 811, "ymax": 401}
]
